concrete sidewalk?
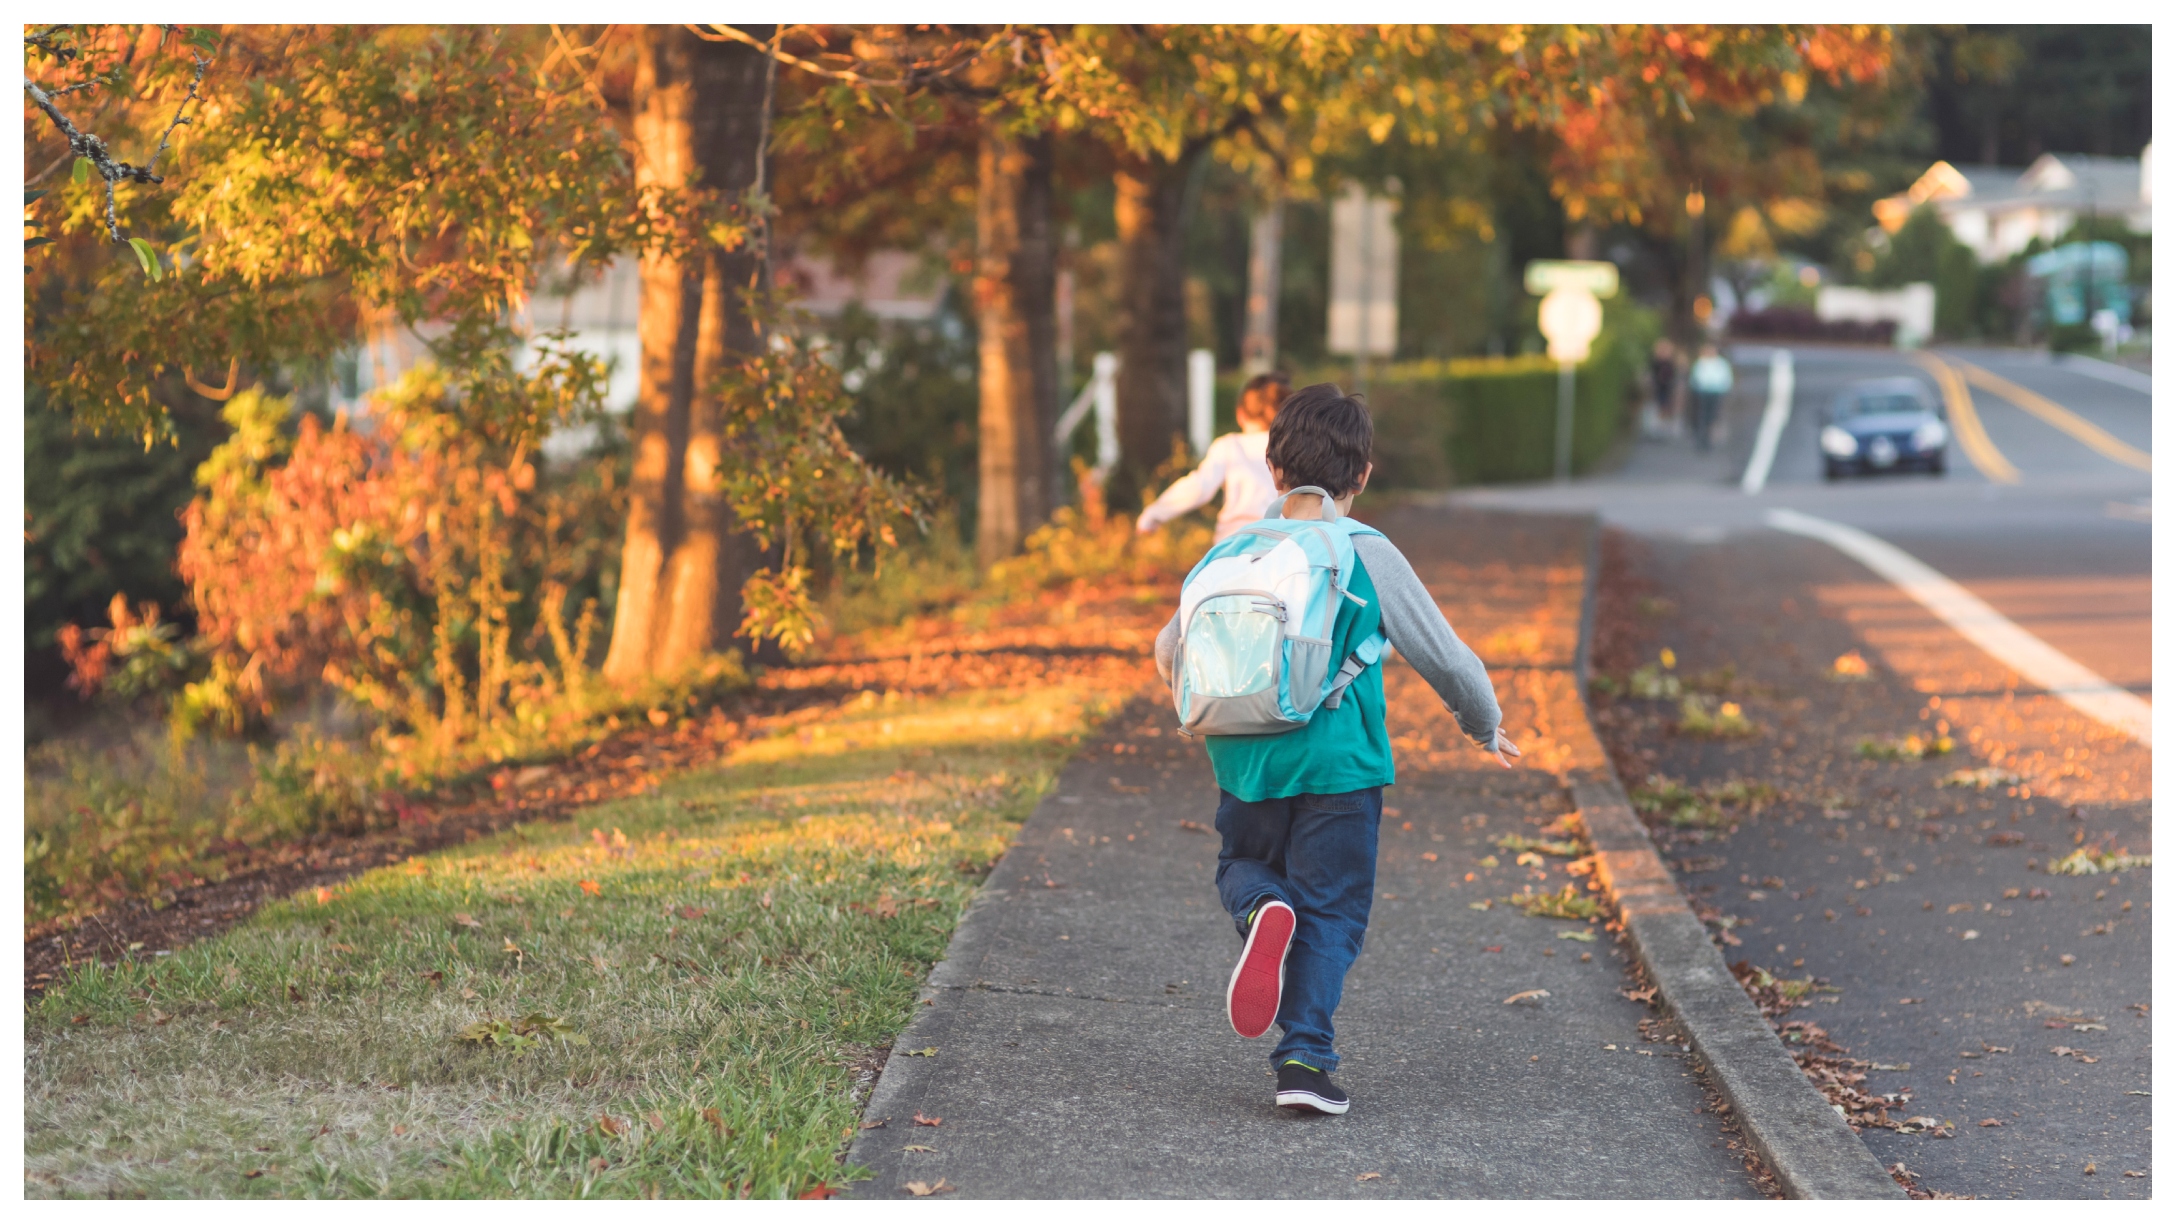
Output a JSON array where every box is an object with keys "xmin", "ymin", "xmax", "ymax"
[{"xmin": 848, "ymin": 506, "xmax": 1763, "ymax": 1198}]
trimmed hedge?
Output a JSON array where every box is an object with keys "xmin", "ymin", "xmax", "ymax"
[{"xmin": 1364, "ymin": 335, "xmax": 1639, "ymax": 487}]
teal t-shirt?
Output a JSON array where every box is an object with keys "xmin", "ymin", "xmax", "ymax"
[{"xmin": 1201, "ymin": 553, "xmax": 1392, "ymax": 801}]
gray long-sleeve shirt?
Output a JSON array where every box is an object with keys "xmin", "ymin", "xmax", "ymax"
[{"xmin": 1155, "ymin": 532, "xmax": 1503, "ymax": 745}]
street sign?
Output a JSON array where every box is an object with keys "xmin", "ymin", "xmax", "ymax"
[
  {"xmin": 1328, "ymin": 184, "xmax": 1398, "ymax": 358},
  {"xmin": 1524, "ymin": 259, "xmax": 1620, "ymax": 299},
  {"xmin": 1538, "ymin": 285, "xmax": 1604, "ymax": 364}
]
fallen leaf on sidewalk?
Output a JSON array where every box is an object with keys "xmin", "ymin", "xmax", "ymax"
[
  {"xmin": 1979, "ymin": 1119, "xmax": 2003, "ymax": 1127},
  {"xmin": 1557, "ymin": 929, "xmax": 1596, "ymax": 942},
  {"xmin": 903, "ymin": 1144, "xmax": 936, "ymax": 1153},
  {"xmin": 1356, "ymin": 1171, "xmax": 1382, "ymax": 1182},
  {"xmin": 903, "ymin": 1047, "xmax": 938, "ymax": 1057},
  {"xmin": 861, "ymin": 1117, "xmax": 889, "ymax": 1129},
  {"xmin": 1503, "ymin": 989, "xmax": 1551, "ymax": 1005},
  {"xmin": 913, "ymin": 1112, "xmax": 942, "ymax": 1126},
  {"xmin": 1620, "ymin": 987, "xmax": 1658, "ymax": 1003},
  {"xmin": 1176, "ymin": 820, "xmax": 1211, "ymax": 834},
  {"xmin": 903, "ymin": 1179, "xmax": 953, "ymax": 1196}
]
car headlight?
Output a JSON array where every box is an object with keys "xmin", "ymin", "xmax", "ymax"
[
  {"xmin": 1912, "ymin": 420, "xmax": 1948, "ymax": 450},
  {"xmin": 1821, "ymin": 426, "xmax": 1859, "ymax": 457}
]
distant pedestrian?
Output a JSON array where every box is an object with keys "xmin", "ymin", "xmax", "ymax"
[
  {"xmin": 1137, "ymin": 372, "xmax": 1288, "ymax": 541},
  {"xmin": 1688, "ymin": 344, "xmax": 1733, "ymax": 451},
  {"xmin": 1649, "ymin": 338, "xmax": 1679, "ymax": 422},
  {"xmin": 1156, "ymin": 384, "xmax": 1517, "ymax": 1117}
]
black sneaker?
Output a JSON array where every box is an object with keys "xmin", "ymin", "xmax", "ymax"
[{"xmin": 1274, "ymin": 1059, "xmax": 1350, "ymax": 1115}]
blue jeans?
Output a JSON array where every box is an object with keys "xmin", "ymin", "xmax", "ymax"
[{"xmin": 1213, "ymin": 786, "xmax": 1382, "ymax": 1071}]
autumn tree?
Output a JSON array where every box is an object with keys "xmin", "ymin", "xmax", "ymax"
[
  {"xmin": 25, "ymin": 24, "xmax": 913, "ymax": 731},
  {"xmin": 599, "ymin": 24, "xmax": 777, "ymax": 681},
  {"xmin": 746, "ymin": 25, "xmax": 1061, "ymax": 564}
]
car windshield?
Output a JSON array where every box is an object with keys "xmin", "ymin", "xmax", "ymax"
[{"xmin": 1837, "ymin": 393, "xmax": 1926, "ymax": 419}]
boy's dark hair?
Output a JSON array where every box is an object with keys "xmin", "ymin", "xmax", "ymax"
[{"xmin": 1264, "ymin": 382, "xmax": 1372, "ymax": 496}]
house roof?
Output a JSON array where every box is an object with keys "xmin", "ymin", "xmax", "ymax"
[{"xmin": 1875, "ymin": 149, "xmax": 2150, "ymax": 230}]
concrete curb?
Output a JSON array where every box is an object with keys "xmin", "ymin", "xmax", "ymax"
[{"xmin": 1569, "ymin": 518, "xmax": 1904, "ymax": 1200}]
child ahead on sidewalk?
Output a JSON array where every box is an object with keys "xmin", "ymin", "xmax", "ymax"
[
  {"xmin": 1136, "ymin": 372, "xmax": 1289, "ymax": 542},
  {"xmin": 1154, "ymin": 383, "xmax": 1519, "ymax": 1115}
]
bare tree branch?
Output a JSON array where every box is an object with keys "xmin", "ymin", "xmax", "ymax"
[{"xmin": 22, "ymin": 29, "xmax": 211, "ymax": 244}]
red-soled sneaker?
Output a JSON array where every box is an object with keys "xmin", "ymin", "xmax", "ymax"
[{"xmin": 1226, "ymin": 899, "xmax": 1295, "ymax": 1039}]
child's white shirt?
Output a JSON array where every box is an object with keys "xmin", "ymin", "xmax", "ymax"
[{"xmin": 1135, "ymin": 431, "xmax": 1275, "ymax": 541}]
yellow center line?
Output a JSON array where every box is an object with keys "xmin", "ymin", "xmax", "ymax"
[
  {"xmin": 1909, "ymin": 351, "xmax": 2018, "ymax": 484},
  {"xmin": 1945, "ymin": 356, "xmax": 2152, "ymax": 473}
]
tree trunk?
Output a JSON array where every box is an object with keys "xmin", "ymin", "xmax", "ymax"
[
  {"xmin": 1109, "ymin": 152, "xmax": 1199, "ymax": 511},
  {"xmin": 603, "ymin": 24, "xmax": 774, "ymax": 683},
  {"xmin": 1241, "ymin": 195, "xmax": 1284, "ymax": 375},
  {"xmin": 973, "ymin": 124, "xmax": 1058, "ymax": 565}
]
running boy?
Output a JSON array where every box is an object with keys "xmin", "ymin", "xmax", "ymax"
[
  {"xmin": 1154, "ymin": 383, "xmax": 1519, "ymax": 1115},
  {"xmin": 1136, "ymin": 371, "xmax": 1289, "ymax": 542}
]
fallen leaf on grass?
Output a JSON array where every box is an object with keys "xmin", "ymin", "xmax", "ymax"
[
  {"xmin": 703, "ymin": 1108, "xmax": 729, "ymax": 1136},
  {"xmin": 902, "ymin": 1179, "xmax": 953, "ymax": 1196},
  {"xmin": 596, "ymin": 1115, "xmax": 624, "ymax": 1137},
  {"xmin": 1356, "ymin": 1171, "xmax": 1382, "ymax": 1182},
  {"xmin": 759, "ymin": 891, "xmax": 774, "ymax": 910},
  {"xmin": 579, "ymin": 880, "xmax": 601, "ymax": 896},
  {"xmin": 69, "ymin": 1013, "xmax": 89, "ymax": 1025},
  {"xmin": 243, "ymin": 1169, "xmax": 264, "ymax": 1180},
  {"xmin": 452, "ymin": 913, "xmax": 482, "ymax": 929},
  {"xmin": 798, "ymin": 1183, "xmax": 839, "ymax": 1200},
  {"xmin": 913, "ymin": 1112, "xmax": 943, "ymax": 1126},
  {"xmin": 1502, "ymin": 989, "xmax": 1551, "ymax": 1005}
]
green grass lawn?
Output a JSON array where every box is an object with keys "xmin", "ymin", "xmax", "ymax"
[{"xmin": 25, "ymin": 684, "xmax": 1128, "ymax": 1198}]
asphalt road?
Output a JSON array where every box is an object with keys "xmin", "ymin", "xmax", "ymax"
[{"xmin": 1455, "ymin": 344, "xmax": 2151, "ymax": 1199}]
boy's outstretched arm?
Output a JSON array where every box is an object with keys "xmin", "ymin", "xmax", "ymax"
[
  {"xmin": 1352, "ymin": 536, "xmax": 1518, "ymax": 767},
  {"xmin": 1136, "ymin": 440, "xmax": 1230, "ymax": 533}
]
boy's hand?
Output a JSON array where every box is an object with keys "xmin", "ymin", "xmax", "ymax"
[{"xmin": 1489, "ymin": 728, "xmax": 1522, "ymax": 769}]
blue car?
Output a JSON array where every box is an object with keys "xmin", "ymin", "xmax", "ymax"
[{"xmin": 1820, "ymin": 376, "xmax": 1949, "ymax": 480}]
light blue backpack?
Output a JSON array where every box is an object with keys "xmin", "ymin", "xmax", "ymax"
[{"xmin": 1170, "ymin": 486, "xmax": 1386, "ymax": 737}]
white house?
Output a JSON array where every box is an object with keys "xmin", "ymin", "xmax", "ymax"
[{"xmin": 1873, "ymin": 147, "xmax": 2151, "ymax": 262}]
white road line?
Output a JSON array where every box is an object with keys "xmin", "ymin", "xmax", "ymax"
[
  {"xmin": 2054, "ymin": 354, "xmax": 2153, "ymax": 395},
  {"xmin": 1740, "ymin": 349, "xmax": 1793, "ymax": 494},
  {"xmin": 1766, "ymin": 508, "xmax": 2151, "ymax": 747}
]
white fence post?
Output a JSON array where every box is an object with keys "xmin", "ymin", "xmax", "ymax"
[
  {"xmin": 1188, "ymin": 349, "xmax": 1215, "ymax": 456},
  {"xmin": 1092, "ymin": 351, "xmax": 1120, "ymax": 472}
]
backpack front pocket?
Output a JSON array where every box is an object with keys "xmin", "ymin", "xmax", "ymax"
[{"xmin": 1183, "ymin": 594, "xmax": 1283, "ymax": 698}]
